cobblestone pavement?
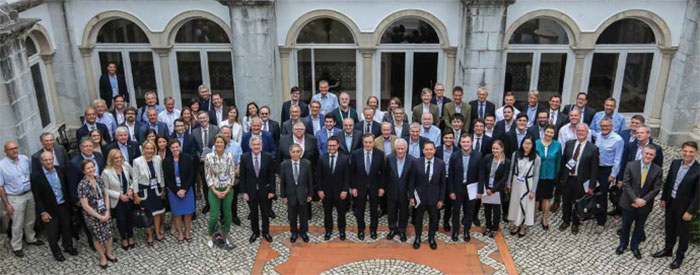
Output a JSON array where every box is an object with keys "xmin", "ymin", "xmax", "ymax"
[{"xmin": 0, "ymin": 144, "xmax": 697, "ymax": 274}]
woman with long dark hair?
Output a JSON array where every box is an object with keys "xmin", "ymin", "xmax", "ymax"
[
  {"xmin": 507, "ymin": 135, "xmax": 541, "ymax": 237},
  {"xmin": 479, "ymin": 140, "xmax": 510, "ymax": 238}
]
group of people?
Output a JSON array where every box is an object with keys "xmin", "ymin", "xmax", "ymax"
[{"xmin": 0, "ymin": 76, "xmax": 697, "ymax": 270}]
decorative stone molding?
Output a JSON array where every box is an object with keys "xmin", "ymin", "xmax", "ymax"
[
  {"xmin": 152, "ymin": 46, "xmax": 173, "ymax": 57},
  {"xmin": 372, "ymin": 9, "xmax": 451, "ymax": 46},
  {"xmin": 284, "ymin": 9, "xmax": 362, "ymax": 47},
  {"xmin": 503, "ymin": 9, "xmax": 582, "ymax": 48},
  {"xmin": 39, "ymin": 52, "xmax": 55, "ymax": 64},
  {"xmin": 462, "ymin": 0, "xmax": 515, "ymax": 7},
  {"xmin": 217, "ymin": 0, "xmax": 275, "ymax": 6},
  {"xmin": 80, "ymin": 10, "xmax": 158, "ymax": 48},
  {"xmin": 162, "ymin": 10, "xmax": 232, "ymax": 47},
  {"xmin": 589, "ymin": 9, "xmax": 673, "ymax": 48}
]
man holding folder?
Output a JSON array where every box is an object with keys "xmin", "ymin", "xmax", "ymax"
[{"xmin": 448, "ymin": 135, "xmax": 483, "ymax": 242}]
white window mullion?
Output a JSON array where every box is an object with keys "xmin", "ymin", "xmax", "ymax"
[
  {"xmin": 310, "ymin": 49, "xmax": 316, "ymax": 96},
  {"xmin": 201, "ymin": 51, "xmax": 210, "ymax": 87},
  {"xmin": 405, "ymin": 52, "xmax": 414, "ymax": 120},
  {"xmin": 530, "ymin": 51, "xmax": 542, "ymax": 92},
  {"xmin": 612, "ymin": 52, "xmax": 627, "ymax": 101}
]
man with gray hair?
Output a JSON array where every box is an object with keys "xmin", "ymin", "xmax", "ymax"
[
  {"xmin": 280, "ymin": 143, "xmax": 314, "ymax": 243},
  {"xmin": 240, "ymin": 135, "xmax": 276, "ymax": 243},
  {"xmin": 279, "ymin": 121, "xmax": 318, "ymax": 165},
  {"xmin": 136, "ymin": 91, "xmax": 164, "ymax": 123},
  {"xmin": 408, "ymin": 123, "xmax": 429, "ymax": 158},
  {"xmin": 420, "ymin": 113, "xmax": 441, "ymax": 146},
  {"xmin": 241, "ymin": 117, "xmax": 276, "ymax": 156},
  {"xmin": 197, "ymin": 84, "xmax": 213, "ymax": 111},
  {"xmin": 519, "ymin": 90, "xmax": 546, "ymax": 128},
  {"xmin": 559, "ymin": 123, "xmax": 599, "ymax": 235},
  {"xmin": 104, "ymin": 126, "xmax": 141, "ymax": 165},
  {"xmin": 384, "ymin": 138, "xmax": 414, "ymax": 242},
  {"xmin": 94, "ymin": 99, "xmax": 117, "ymax": 139},
  {"xmin": 158, "ymin": 97, "xmax": 181, "ymax": 135}
]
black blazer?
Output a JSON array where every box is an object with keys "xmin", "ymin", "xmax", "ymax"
[
  {"xmin": 431, "ymin": 96, "xmax": 452, "ymax": 116},
  {"xmin": 278, "ymin": 134, "xmax": 319, "ymax": 164},
  {"xmin": 493, "ymin": 120, "xmax": 515, "ymax": 141},
  {"xmin": 30, "ymin": 166, "xmax": 69, "ymax": 217},
  {"xmin": 407, "ymin": 136, "xmax": 430, "ymax": 158},
  {"xmin": 67, "ymin": 153, "xmax": 105, "ymax": 202},
  {"xmin": 281, "ymin": 118, "xmax": 314, "ymax": 136},
  {"xmin": 207, "ymin": 106, "xmax": 229, "ymax": 126},
  {"xmin": 239, "ymin": 152, "xmax": 276, "ymax": 198},
  {"xmin": 170, "ymin": 133, "xmax": 200, "ymax": 157},
  {"xmin": 548, "ymin": 109, "xmax": 568, "ymax": 134},
  {"xmin": 76, "ymin": 123, "xmax": 112, "ymax": 145},
  {"xmin": 661, "ymin": 160, "xmax": 699, "ymax": 214},
  {"xmin": 315, "ymin": 153, "xmax": 351, "ymax": 198},
  {"xmin": 527, "ymin": 124, "xmax": 545, "ymax": 140},
  {"xmin": 162, "ymin": 153, "xmax": 196, "ymax": 194},
  {"xmin": 279, "ymin": 159, "xmax": 314, "ymax": 204},
  {"xmin": 435, "ymin": 145, "xmax": 455, "ymax": 163},
  {"xmin": 562, "ymin": 105, "xmax": 595, "ymax": 125},
  {"xmin": 391, "ymin": 122, "xmax": 410, "ymax": 140},
  {"xmin": 472, "ymin": 134, "xmax": 492, "ymax": 155},
  {"xmin": 479, "ymin": 154, "xmax": 510, "ymax": 194},
  {"xmin": 448, "ymin": 150, "xmax": 484, "ymax": 195},
  {"xmin": 350, "ymin": 148, "xmax": 385, "ymax": 194},
  {"xmin": 409, "ymin": 157, "xmax": 446, "ymax": 205},
  {"xmin": 281, "ymin": 101, "xmax": 309, "ymax": 123},
  {"xmin": 620, "ymin": 161, "xmax": 662, "ymax": 215},
  {"xmin": 468, "ymin": 100, "xmax": 496, "ymax": 120},
  {"xmin": 382, "ymin": 154, "xmax": 415, "ymax": 202},
  {"xmin": 503, "ymin": 130, "xmax": 529, "ymax": 160},
  {"xmin": 618, "ymin": 141, "xmax": 664, "ymax": 182},
  {"xmin": 99, "ymin": 73, "xmax": 129, "ymax": 108},
  {"xmin": 355, "ymin": 120, "xmax": 381, "ymax": 138},
  {"xmin": 559, "ymin": 140, "xmax": 599, "ymax": 190},
  {"xmin": 103, "ymin": 141, "xmax": 142, "ymax": 165},
  {"xmin": 333, "ymin": 130, "xmax": 363, "ymax": 155},
  {"xmin": 31, "ymin": 145, "xmax": 68, "ymax": 173},
  {"xmin": 265, "ymin": 119, "xmax": 281, "ymax": 146}
]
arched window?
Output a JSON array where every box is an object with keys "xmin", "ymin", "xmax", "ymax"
[
  {"xmin": 380, "ymin": 18, "xmax": 439, "ymax": 44},
  {"xmin": 173, "ymin": 18, "xmax": 234, "ymax": 107},
  {"xmin": 25, "ymin": 36, "xmax": 52, "ymax": 128},
  {"xmin": 97, "ymin": 19, "xmax": 149, "ymax": 43},
  {"xmin": 504, "ymin": 17, "xmax": 572, "ymax": 108},
  {"xmin": 586, "ymin": 19, "xmax": 658, "ymax": 114},
  {"xmin": 296, "ymin": 18, "xmax": 354, "ymax": 44}
]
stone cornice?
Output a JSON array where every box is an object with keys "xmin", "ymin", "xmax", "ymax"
[
  {"xmin": 462, "ymin": 0, "xmax": 516, "ymax": 7},
  {"xmin": 217, "ymin": 0, "xmax": 275, "ymax": 6}
]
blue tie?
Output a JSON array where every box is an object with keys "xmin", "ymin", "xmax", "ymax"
[{"xmin": 365, "ymin": 152, "xmax": 371, "ymax": 175}]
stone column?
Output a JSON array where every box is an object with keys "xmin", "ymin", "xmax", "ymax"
[
  {"xmin": 647, "ymin": 48, "xmax": 676, "ymax": 129},
  {"xmin": 568, "ymin": 47, "xmax": 592, "ymax": 105},
  {"xmin": 359, "ymin": 48, "xmax": 375, "ymax": 109},
  {"xmin": 78, "ymin": 46, "xmax": 98, "ymax": 103},
  {"xmin": 218, "ymin": 0, "xmax": 281, "ymax": 118},
  {"xmin": 0, "ymin": 3, "xmax": 40, "ymax": 156},
  {"xmin": 40, "ymin": 53, "xmax": 64, "ymax": 125},
  {"xmin": 455, "ymin": 0, "xmax": 514, "ymax": 104},
  {"xmin": 444, "ymin": 47, "xmax": 457, "ymax": 98},
  {"xmin": 279, "ymin": 46, "xmax": 292, "ymax": 102},
  {"xmin": 153, "ymin": 47, "xmax": 174, "ymax": 102}
]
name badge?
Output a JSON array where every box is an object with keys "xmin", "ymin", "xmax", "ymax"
[
  {"xmin": 219, "ymin": 174, "xmax": 228, "ymax": 183},
  {"xmin": 97, "ymin": 199, "xmax": 106, "ymax": 211},
  {"xmin": 566, "ymin": 159, "xmax": 577, "ymax": 170},
  {"xmin": 176, "ymin": 176, "xmax": 182, "ymax": 188},
  {"xmin": 150, "ymin": 178, "xmax": 158, "ymax": 189},
  {"xmin": 516, "ymin": 175, "xmax": 526, "ymax": 183}
]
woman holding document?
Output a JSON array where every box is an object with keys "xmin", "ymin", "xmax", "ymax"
[{"xmin": 479, "ymin": 140, "xmax": 510, "ymax": 238}]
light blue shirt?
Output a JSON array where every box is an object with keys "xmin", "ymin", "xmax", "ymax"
[
  {"xmin": 43, "ymin": 167, "xmax": 64, "ymax": 204},
  {"xmin": 109, "ymin": 74, "xmax": 119, "ymax": 97},
  {"xmin": 397, "ymin": 156, "xmax": 406, "ymax": 178},
  {"xmin": 516, "ymin": 129, "xmax": 527, "ymax": 149},
  {"xmin": 527, "ymin": 105, "xmax": 538, "ymax": 127},
  {"xmin": 595, "ymin": 131, "xmax": 624, "ymax": 177},
  {"xmin": 420, "ymin": 126, "xmax": 442, "ymax": 146},
  {"xmin": 311, "ymin": 92, "xmax": 339, "ymax": 116},
  {"xmin": 214, "ymin": 142, "xmax": 242, "ymax": 166},
  {"xmin": 344, "ymin": 134, "xmax": 353, "ymax": 152},
  {"xmin": 462, "ymin": 153, "xmax": 471, "ymax": 183},
  {"xmin": 137, "ymin": 105, "xmax": 165, "ymax": 123},
  {"xmin": 442, "ymin": 146, "xmax": 453, "ymax": 175},
  {"xmin": 672, "ymin": 161, "xmax": 693, "ymax": 198},
  {"xmin": 383, "ymin": 138, "xmax": 392, "ymax": 156},
  {"xmin": 118, "ymin": 142, "xmax": 130, "ymax": 163},
  {"xmin": 96, "ymin": 112, "xmax": 117, "ymax": 139},
  {"xmin": 0, "ymin": 156, "xmax": 31, "ymax": 195},
  {"xmin": 409, "ymin": 140, "xmax": 421, "ymax": 158},
  {"xmin": 590, "ymin": 111, "xmax": 626, "ymax": 135}
]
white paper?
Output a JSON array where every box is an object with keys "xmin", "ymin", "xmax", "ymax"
[
  {"xmin": 467, "ymin": 183, "xmax": 479, "ymax": 200},
  {"xmin": 413, "ymin": 190, "xmax": 421, "ymax": 208},
  {"xmin": 582, "ymin": 180, "xmax": 599, "ymax": 192},
  {"xmin": 482, "ymin": 191, "xmax": 501, "ymax": 204}
]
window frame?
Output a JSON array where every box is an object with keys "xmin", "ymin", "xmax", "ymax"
[
  {"xmin": 502, "ymin": 44, "xmax": 574, "ymax": 106},
  {"xmin": 26, "ymin": 35, "xmax": 56, "ymax": 131},
  {"xmin": 171, "ymin": 44, "xmax": 234, "ymax": 109}
]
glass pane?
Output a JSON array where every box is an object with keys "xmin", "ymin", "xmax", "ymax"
[
  {"xmin": 208, "ymin": 51, "xmax": 235, "ymax": 106},
  {"xmin": 587, "ymin": 53, "xmax": 619, "ymax": 110},
  {"xmin": 129, "ymin": 52, "xmax": 157, "ymax": 107},
  {"xmin": 411, "ymin": 52, "xmax": 438, "ymax": 108},
  {"xmin": 380, "ymin": 52, "xmax": 406, "ymax": 110},
  {"xmin": 98, "ymin": 51, "xmax": 126, "ymax": 76},
  {"xmin": 31, "ymin": 64, "xmax": 51, "ymax": 128},
  {"xmin": 176, "ymin": 52, "xmax": 203, "ymax": 107},
  {"xmin": 313, "ymin": 49, "xmax": 357, "ymax": 107},
  {"xmin": 504, "ymin": 52, "xmax": 533, "ymax": 105},
  {"xmin": 537, "ymin": 53, "xmax": 567, "ymax": 105},
  {"xmin": 597, "ymin": 19, "xmax": 655, "ymax": 44},
  {"xmin": 97, "ymin": 19, "xmax": 149, "ymax": 43},
  {"xmin": 175, "ymin": 19, "xmax": 230, "ymax": 43},
  {"xmin": 25, "ymin": 37, "xmax": 38, "ymax": 57},
  {"xmin": 510, "ymin": 18, "xmax": 569, "ymax": 44},
  {"xmin": 619, "ymin": 53, "xmax": 653, "ymax": 112},
  {"xmin": 380, "ymin": 18, "xmax": 439, "ymax": 44},
  {"xmin": 296, "ymin": 18, "xmax": 354, "ymax": 44},
  {"xmin": 296, "ymin": 49, "xmax": 313, "ymax": 102}
]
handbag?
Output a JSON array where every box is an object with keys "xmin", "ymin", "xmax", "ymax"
[
  {"xmin": 132, "ymin": 206, "xmax": 154, "ymax": 228},
  {"xmin": 575, "ymin": 192, "xmax": 605, "ymax": 221}
]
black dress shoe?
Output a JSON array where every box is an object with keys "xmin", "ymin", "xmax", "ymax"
[
  {"xmin": 483, "ymin": 229, "xmax": 492, "ymax": 236},
  {"xmin": 464, "ymin": 232, "xmax": 471, "ymax": 242},
  {"xmin": 386, "ymin": 231, "xmax": 396, "ymax": 240},
  {"xmin": 249, "ymin": 233, "xmax": 259, "ymax": 243},
  {"xmin": 399, "ymin": 232, "xmax": 407, "ymax": 242},
  {"xmin": 358, "ymin": 231, "xmax": 365, "ymax": 240},
  {"xmin": 670, "ymin": 257, "xmax": 683, "ymax": 269},
  {"xmin": 631, "ymin": 248, "xmax": 642, "ymax": 259},
  {"xmin": 429, "ymin": 238, "xmax": 437, "ymax": 250},
  {"xmin": 324, "ymin": 232, "xmax": 332, "ymax": 240},
  {"xmin": 640, "ymin": 234, "xmax": 647, "ymax": 242},
  {"xmin": 651, "ymin": 250, "xmax": 672, "ymax": 258},
  {"xmin": 232, "ymin": 216, "xmax": 241, "ymax": 226},
  {"xmin": 451, "ymin": 232, "xmax": 458, "ymax": 242},
  {"xmin": 53, "ymin": 253, "xmax": 65, "ymax": 262},
  {"xmin": 473, "ymin": 219, "xmax": 481, "ymax": 227},
  {"xmin": 263, "ymin": 233, "xmax": 273, "ymax": 242},
  {"xmin": 301, "ymin": 233, "xmax": 309, "ymax": 243},
  {"xmin": 339, "ymin": 232, "xmax": 346, "ymax": 241},
  {"xmin": 444, "ymin": 224, "xmax": 451, "ymax": 232},
  {"xmin": 269, "ymin": 210, "xmax": 276, "ymax": 219},
  {"xmin": 65, "ymin": 248, "xmax": 79, "ymax": 256},
  {"xmin": 28, "ymin": 240, "xmax": 45, "ymax": 246},
  {"xmin": 290, "ymin": 233, "xmax": 298, "ymax": 243},
  {"xmin": 370, "ymin": 231, "xmax": 377, "ymax": 240},
  {"xmin": 559, "ymin": 222, "xmax": 569, "ymax": 231},
  {"xmin": 106, "ymin": 256, "xmax": 118, "ymax": 263},
  {"xmin": 202, "ymin": 205, "xmax": 210, "ymax": 214},
  {"xmin": 13, "ymin": 250, "xmax": 24, "ymax": 257},
  {"xmin": 413, "ymin": 237, "xmax": 421, "ymax": 249},
  {"xmin": 615, "ymin": 246, "xmax": 625, "ymax": 255}
]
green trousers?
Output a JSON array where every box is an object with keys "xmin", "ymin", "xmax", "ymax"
[{"xmin": 208, "ymin": 187, "xmax": 233, "ymax": 236}]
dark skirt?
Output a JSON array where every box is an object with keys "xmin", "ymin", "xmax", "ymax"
[
  {"xmin": 168, "ymin": 187, "xmax": 195, "ymax": 216},
  {"xmin": 536, "ymin": 179, "xmax": 556, "ymax": 201},
  {"xmin": 140, "ymin": 187, "xmax": 165, "ymax": 215}
]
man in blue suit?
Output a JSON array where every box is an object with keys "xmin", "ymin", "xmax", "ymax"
[
  {"xmin": 316, "ymin": 115, "xmax": 341, "ymax": 155},
  {"xmin": 138, "ymin": 107, "xmax": 168, "ymax": 142},
  {"xmin": 241, "ymin": 117, "xmax": 276, "ymax": 157},
  {"xmin": 75, "ymin": 107, "xmax": 111, "ymax": 145},
  {"xmin": 171, "ymin": 119, "xmax": 199, "ymax": 156},
  {"xmin": 305, "ymin": 101, "xmax": 325, "ymax": 136}
]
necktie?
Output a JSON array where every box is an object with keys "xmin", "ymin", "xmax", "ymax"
[
  {"xmin": 641, "ymin": 165, "xmax": 648, "ymax": 187},
  {"xmin": 550, "ymin": 111, "xmax": 555, "ymax": 125},
  {"xmin": 203, "ymin": 129, "xmax": 209, "ymax": 147},
  {"xmin": 254, "ymin": 156, "xmax": 260, "ymax": 177},
  {"xmin": 426, "ymin": 160, "xmax": 432, "ymax": 181},
  {"xmin": 366, "ymin": 123, "xmax": 371, "ymax": 134},
  {"xmin": 476, "ymin": 138, "xmax": 481, "ymax": 152},
  {"xmin": 263, "ymin": 122, "xmax": 268, "ymax": 132},
  {"xmin": 570, "ymin": 143, "xmax": 581, "ymax": 175},
  {"xmin": 89, "ymin": 125, "xmax": 95, "ymax": 131},
  {"xmin": 365, "ymin": 152, "xmax": 371, "ymax": 175},
  {"xmin": 330, "ymin": 155, "xmax": 336, "ymax": 174},
  {"xmin": 479, "ymin": 104, "xmax": 484, "ymax": 119},
  {"xmin": 293, "ymin": 162, "xmax": 299, "ymax": 184}
]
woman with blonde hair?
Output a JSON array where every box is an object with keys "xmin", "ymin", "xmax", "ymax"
[
  {"xmin": 101, "ymin": 149, "xmax": 135, "ymax": 250},
  {"xmin": 128, "ymin": 140, "xmax": 165, "ymax": 245}
]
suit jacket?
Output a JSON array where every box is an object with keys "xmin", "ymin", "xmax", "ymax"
[
  {"xmin": 162, "ymin": 154, "xmax": 196, "ymax": 195},
  {"xmin": 350, "ymin": 148, "xmax": 385, "ymax": 195},
  {"xmin": 138, "ymin": 121, "xmax": 169, "ymax": 142},
  {"xmin": 559, "ymin": 140, "xmax": 599, "ymax": 190},
  {"xmin": 266, "ymin": 119, "xmax": 281, "ymax": 145},
  {"xmin": 101, "ymin": 163, "xmax": 133, "ymax": 208},
  {"xmin": 411, "ymin": 104, "xmax": 440, "ymax": 126},
  {"xmin": 374, "ymin": 135, "xmax": 397, "ymax": 156},
  {"xmin": 99, "ymin": 73, "xmax": 129, "ymax": 108},
  {"xmin": 503, "ymin": 129, "xmax": 529, "ymax": 160},
  {"xmin": 170, "ymin": 133, "xmax": 199, "ymax": 157},
  {"xmin": 548, "ymin": 109, "xmax": 568, "ymax": 134},
  {"xmin": 239, "ymin": 152, "xmax": 276, "ymax": 198},
  {"xmin": 391, "ymin": 122, "xmax": 410, "ymax": 140},
  {"xmin": 130, "ymin": 156, "xmax": 165, "ymax": 194},
  {"xmin": 442, "ymin": 101, "xmax": 471, "ymax": 133},
  {"xmin": 431, "ymin": 96, "xmax": 452, "ymax": 116},
  {"xmin": 241, "ymin": 131, "xmax": 277, "ymax": 158},
  {"xmin": 67, "ymin": 153, "xmax": 105, "ymax": 202},
  {"xmin": 31, "ymin": 145, "xmax": 68, "ymax": 173},
  {"xmin": 281, "ymin": 118, "xmax": 314, "ymax": 136},
  {"xmin": 305, "ymin": 114, "xmax": 325, "ymax": 135},
  {"xmin": 315, "ymin": 128, "xmax": 342, "ymax": 155},
  {"xmin": 278, "ymin": 134, "xmax": 319, "ymax": 164},
  {"xmin": 409, "ymin": 157, "xmax": 446, "ymax": 205},
  {"xmin": 562, "ymin": 104, "xmax": 595, "ymax": 125},
  {"xmin": 407, "ymin": 136, "xmax": 430, "ymax": 158},
  {"xmin": 119, "ymin": 121, "xmax": 143, "ymax": 143},
  {"xmin": 192, "ymin": 124, "xmax": 220, "ymax": 158},
  {"xmin": 315, "ymin": 153, "xmax": 351, "ymax": 198},
  {"xmin": 661, "ymin": 160, "xmax": 699, "ymax": 214},
  {"xmin": 435, "ymin": 145, "xmax": 456, "ymax": 163},
  {"xmin": 479, "ymin": 154, "xmax": 510, "ymax": 194},
  {"xmin": 281, "ymin": 101, "xmax": 309, "ymax": 123},
  {"xmin": 103, "ymin": 141, "xmax": 142, "ymax": 165},
  {"xmin": 468, "ymin": 100, "xmax": 496, "ymax": 121},
  {"xmin": 382, "ymin": 154, "xmax": 415, "ymax": 202},
  {"xmin": 618, "ymin": 141, "xmax": 663, "ymax": 182},
  {"xmin": 493, "ymin": 119, "xmax": 515, "ymax": 141},
  {"xmin": 527, "ymin": 124, "xmax": 546, "ymax": 140},
  {"xmin": 519, "ymin": 103, "xmax": 547, "ymax": 124},
  {"xmin": 620, "ymin": 160, "xmax": 662, "ymax": 215},
  {"xmin": 207, "ymin": 105, "xmax": 230, "ymax": 126},
  {"xmin": 279, "ymin": 159, "xmax": 314, "ymax": 204},
  {"xmin": 334, "ymin": 130, "xmax": 363, "ymax": 155},
  {"xmin": 30, "ymin": 166, "xmax": 70, "ymax": 216},
  {"xmin": 472, "ymin": 134, "xmax": 492, "ymax": 155},
  {"xmin": 355, "ymin": 120, "xmax": 381, "ymax": 137},
  {"xmin": 448, "ymin": 150, "xmax": 484, "ymax": 195},
  {"xmin": 76, "ymin": 123, "xmax": 112, "ymax": 145}
]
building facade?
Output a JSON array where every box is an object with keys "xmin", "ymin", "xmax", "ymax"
[{"xmin": 2, "ymin": 0, "xmax": 699, "ymax": 156}]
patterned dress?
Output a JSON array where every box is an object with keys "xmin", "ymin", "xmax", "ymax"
[{"xmin": 78, "ymin": 177, "xmax": 113, "ymax": 243}]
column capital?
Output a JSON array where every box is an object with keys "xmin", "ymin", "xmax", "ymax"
[
  {"xmin": 279, "ymin": 46, "xmax": 293, "ymax": 57},
  {"xmin": 40, "ymin": 52, "xmax": 55, "ymax": 64},
  {"xmin": 660, "ymin": 46, "xmax": 678, "ymax": 59},
  {"xmin": 571, "ymin": 47, "xmax": 593, "ymax": 58},
  {"xmin": 217, "ymin": 0, "xmax": 275, "ymax": 6},
  {"xmin": 358, "ymin": 48, "xmax": 376, "ymax": 58},
  {"xmin": 78, "ymin": 46, "xmax": 94, "ymax": 57},
  {"xmin": 152, "ymin": 46, "xmax": 173, "ymax": 57},
  {"xmin": 443, "ymin": 46, "xmax": 458, "ymax": 58}
]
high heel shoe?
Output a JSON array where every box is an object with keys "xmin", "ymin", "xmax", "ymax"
[
  {"xmin": 541, "ymin": 220, "xmax": 549, "ymax": 230},
  {"xmin": 99, "ymin": 262, "xmax": 109, "ymax": 269},
  {"xmin": 106, "ymin": 256, "xmax": 118, "ymax": 263},
  {"xmin": 509, "ymin": 228, "xmax": 519, "ymax": 236}
]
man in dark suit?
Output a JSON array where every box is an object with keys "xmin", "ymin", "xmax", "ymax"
[
  {"xmin": 430, "ymin": 83, "xmax": 451, "ymax": 118},
  {"xmin": 120, "ymin": 107, "xmax": 141, "ymax": 143},
  {"xmin": 241, "ymin": 117, "xmax": 276, "ymax": 156},
  {"xmin": 315, "ymin": 115, "xmax": 341, "ymax": 155},
  {"xmin": 30, "ymin": 152, "xmax": 78, "ymax": 261},
  {"xmin": 281, "ymin": 86, "xmax": 309, "ymax": 123},
  {"xmin": 240, "ymin": 136, "xmax": 276, "ymax": 243},
  {"xmin": 281, "ymin": 105, "xmax": 313, "ymax": 136},
  {"xmin": 527, "ymin": 111, "xmax": 550, "ymax": 140},
  {"xmin": 355, "ymin": 106, "xmax": 381, "ymax": 137},
  {"xmin": 334, "ymin": 118, "xmax": 362, "ymax": 155},
  {"xmin": 280, "ymin": 144, "xmax": 314, "ymax": 243},
  {"xmin": 493, "ymin": 105, "xmax": 516, "ymax": 141},
  {"xmin": 67, "ymin": 138, "xmax": 105, "ymax": 247},
  {"xmin": 407, "ymin": 123, "xmax": 429, "ymax": 158},
  {"xmin": 391, "ymin": 107, "xmax": 410, "ymax": 139},
  {"xmin": 278, "ymin": 122, "xmax": 318, "ymax": 164},
  {"xmin": 192, "ymin": 112, "xmax": 219, "ymax": 213},
  {"xmin": 410, "ymin": 141, "xmax": 446, "ymax": 250},
  {"xmin": 616, "ymin": 145, "xmax": 662, "ymax": 259},
  {"xmin": 616, "ymin": 125, "xmax": 664, "ymax": 194},
  {"xmin": 171, "ymin": 119, "xmax": 199, "ymax": 156},
  {"xmin": 259, "ymin": 106, "xmax": 281, "ymax": 146},
  {"xmin": 619, "ymin": 115, "xmax": 646, "ymax": 144},
  {"xmin": 449, "ymin": 135, "xmax": 483, "ymax": 242},
  {"xmin": 31, "ymin": 133, "xmax": 68, "ymax": 172},
  {"xmin": 547, "ymin": 95, "xmax": 567, "ymax": 135},
  {"xmin": 558, "ymin": 123, "xmax": 599, "ymax": 234},
  {"xmin": 98, "ymin": 62, "xmax": 129, "ymax": 108},
  {"xmin": 519, "ymin": 90, "xmax": 547, "ymax": 128},
  {"xmin": 350, "ymin": 134, "xmax": 385, "ymax": 240},
  {"xmin": 383, "ymin": 139, "xmax": 414, "ymax": 242},
  {"xmin": 207, "ymin": 93, "xmax": 229, "ymax": 126},
  {"xmin": 138, "ymin": 107, "xmax": 169, "ymax": 142},
  {"xmin": 652, "ymin": 141, "xmax": 699, "ymax": 269},
  {"xmin": 76, "ymin": 107, "xmax": 111, "ymax": 145},
  {"xmin": 468, "ymin": 87, "xmax": 496, "ymax": 125},
  {"xmin": 316, "ymin": 136, "xmax": 351, "ymax": 240},
  {"xmin": 196, "ymin": 84, "xmax": 213, "ymax": 111},
  {"xmin": 471, "ymin": 119, "xmax": 492, "ymax": 155},
  {"xmin": 504, "ymin": 113, "xmax": 530, "ymax": 160},
  {"xmin": 562, "ymin": 92, "xmax": 595, "ymax": 125},
  {"xmin": 305, "ymin": 101, "xmax": 324, "ymax": 135},
  {"xmin": 110, "ymin": 95, "xmax": 127, "ymax": 126},
  {"xmin": 104, "ymin": 126, "xmax": 141, "ymax": 165}
]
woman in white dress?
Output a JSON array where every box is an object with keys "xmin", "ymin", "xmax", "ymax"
[
  {"xmin": 219, "ymin": 106, "xmax": 243, "ymax": 143},
  {"xmin": 507, "ymin": 135, "xmax": 540, "ymax": 237}
]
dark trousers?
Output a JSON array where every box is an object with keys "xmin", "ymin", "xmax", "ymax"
[
  {"xmin": 287, "ymin": 199, "xmax": 309, "ymax": 234},
  {"xmin": 620, "ymin": 208, "xmax": 649, "ymax": 250},
  {"xmin": 596, "ymin": 166, "xmax": 612, "ymax": 225},
  {"xmin": 354, "ymin": 189, "xmax": 379, "ymax": 233},
  {"xmin": 230, "ymin": 185, "xmax": 240, "ymax": 218},
  {"xmin": 322, "ymin": 193, "xmax": 347, "ymax": 233},
  {"xmin": 414, "ymin": 204, "xmax": 438, "ymax": 239},
  {"xmin": 197, "ymin": 162, "xmax": 210, "ymax": 208},
  {"xmin": 500, "ymin": 191, "xmax": 509, "ymax": 218},
  {"xmin": 553, "ymin": 180, "xmax": 564, "ymax": 203},
  {"xmin": 664, "ymin": 199, "xmax": 691, "ymax": 257},
  {"xmin": 484, "ymin": 203, "xmax": 501, "ymax": 231},
  {"xmin": 71, "ymin": 204, "xmax": 92, "ymax": 244},
  {"xmin": 473, "ymin": 199, "xmax": 481, "ymax": 223},
  {"xmin": 440, "ymin": 189, "xmax": 452, "ymax": 227},
  {"xmin": 387, "ymin": 196, "xmax": 409, "ymax": 233},
  {"xmin": 562, "ymin": 176, "xmax": 585, "ymax": 225},
  {"xmin": 45, "ymin": 203, "xmax": 73, "ymax": 255},
  {"xmin": 249, "ymin": 191, "xmax": 270, "ymax": 235},
  {"xmin": 452, "ymin": 190, "xmax": 475, "ymax": 234},
  {"xmin": 113, "ymin": 200, "xmax": 134, "ymax": 240}
]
